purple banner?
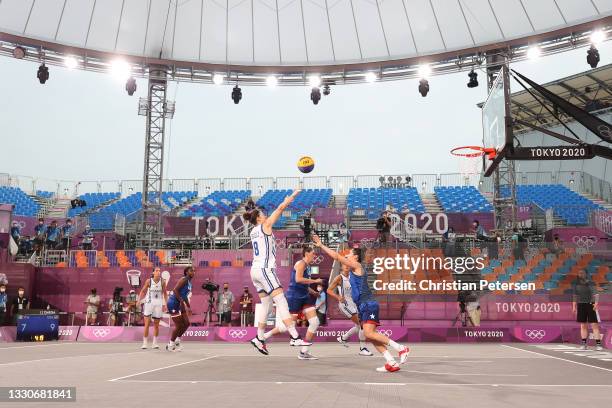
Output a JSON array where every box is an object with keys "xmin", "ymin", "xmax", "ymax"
[
  {"xmin": 164, "ymin": 216, "xmax": 246, "ymax": 237},
  {"xmin": 313, "ymin": 208, "xmax": 347, "ymax": 224}
]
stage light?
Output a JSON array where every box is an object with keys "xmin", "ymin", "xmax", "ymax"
[
  {"xmin": 12, "ymin": 46, "xmax": 26, "ymax": 59},
  {"xmin": 587, "ymin": 45, "xmax": 600, "ymax": 68},
  {"xmin": 322, "ymin": 84, "xmax": 330, "ymax": 96},
  {"xmin": 266, "ymin": 75, "xmax": 278, "ymax": 87},
  {"xmin": 232, "ymin": 85, "xmax": 242, "ymax": 104},
  {"xmin": 467, "ymin": 70, "xmax": 478, "ymax": 88},
  {"xmin": 213, "ymin": 74, "xmax": 224, "ymax": 85},
  {"xmin": 125, "ymin": 77, "xmax": 137, "ymax": 96},
  {"xmin": 590, "ymin": 30, "xmax": 605, "ymax": 45},
  {"xmin": 64, "ymin": 56, "xmax": 78, "ymax": 69},
  {"xmin": 37, "ymin": 64, "xmax": 49, "ymax": 84},
  {"xmin": 365, "ymin": 72, "xmax": 377, "ymax": 83},
  {"xmin": 418, "ymin": 79, "xmax": 429, "ymax": 97},
  {"xmin": 527, "ymin": 46, "xmax": 541, "ymax": 59},
  {"xmin": 309, "ymin": 75, "xmax": 322, "ymax": 87},
  {"xmin": 310, "ymin": 87, "xmax": 321, "ymax": 105},
  {"xmin": 418, "ymin": 64, "xmax": 431, "ymax": 79},
  {"xmin": 110, "ymin": 59, "xmax": 131, "ymax": 80}
]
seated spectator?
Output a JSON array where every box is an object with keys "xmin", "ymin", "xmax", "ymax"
[
  {"xmin": 45, "ymin": 220, "xmax": 60, "ymax": 250},
  {"xmin": 550, "ymin": 234, "xmax": 563, "ymax": 257},
  {"xmin": 0, "ymin": 283, "xmax": 7, "ymax": 326},
  {"xmin": 81, "ymin": 225, "xmax": 94, "ymax": 250}
]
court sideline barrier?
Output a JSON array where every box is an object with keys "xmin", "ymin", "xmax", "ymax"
[{"xmin": 0, "ymin": 325, "xmax": 609, "ymax": 348}]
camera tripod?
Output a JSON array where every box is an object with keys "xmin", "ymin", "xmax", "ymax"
[{"xmin": 204, "ymin": 291, "xmax": 216, "ymax": 326}]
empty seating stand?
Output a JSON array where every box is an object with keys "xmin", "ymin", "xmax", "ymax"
[
  {"xmin": 67, "ymin": 192, "xmax": 120, "ymax": 218},
  {"xmin": 0, "ymin": 186, "xmax": 39, "ymax": 216},
  {"xmin": 507, "ymin": 184, "xmax": 605, "ymax": 225},
  {"xmin": 347, "ymin": 187, "xmax": 425, "ymax": 220},
  {"xmin": 182, "ymin": 190, "xmax": 251, "ymax": 218},
  {"xmin": 256, "ymin": 189, "xmax": 332, "ymax": 228},
  {"xmin": 434, "ymin": 186, "xmax": 493, "ymax": 213}
]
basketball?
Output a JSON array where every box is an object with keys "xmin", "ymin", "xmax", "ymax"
[{"xmin": 297, "ymin": 156, "xmax": 315, "ymax": 173}]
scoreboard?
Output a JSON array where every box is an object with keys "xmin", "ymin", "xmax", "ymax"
[{"xmin": 16, "ymin": 312, "xmax": 59, "ymax": 341}]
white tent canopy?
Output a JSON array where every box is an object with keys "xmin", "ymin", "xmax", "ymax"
[{"xmin": 0, "ymin": 0, "xmax": 611, "ymax": 68}]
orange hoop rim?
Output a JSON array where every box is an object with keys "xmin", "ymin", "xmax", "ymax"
[{"xmin": 451, "ymin": 146, "xmax": 497, "ymax": 160}]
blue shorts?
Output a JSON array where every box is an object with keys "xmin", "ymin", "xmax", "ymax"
[
  {"xmin": 287, "ymin": 294, "xmax": 316, "ymax": 314},
  {"xmin": 167, "ymin": 297, "xmax": 182, "ymax": 315},
  {"xmin": 358, "ymin": 300, "xmax": 380, "ymax": 326}
]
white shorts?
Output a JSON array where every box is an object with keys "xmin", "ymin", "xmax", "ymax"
[
  {"xmin": 250, "ymin": 267, "xmax": 282, "ymax": 295},
  {"xmin": 143, "ymin": 303, "xmax": 163, "ymax": 319},
  {"xmin": 339, "ymin": 299, "xmax": 358, "ymax": 318}
]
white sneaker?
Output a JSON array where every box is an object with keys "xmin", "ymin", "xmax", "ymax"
[
  {"xmin": 337, "ymin": 336, "xmax": 349, "ymax": 348},
  {"xmin": 298, "ymin": 351, "xmax": 318, "ymax": 360},
  {"xmin": 581, "ymin": 344, "xmax": 588, "ymax": 350},
  {"xmin": 250, "ymin": 337, "xmax": 269, "ymax": 356},
  {"xmin": 165, "ymin": 342, "xmax": 175, "ymax": 352},
  {"xmin": 359, "ymin": 347, "xmax": 373, "ymax": 356},
  {"xmin": 290, "ymin": 337, "xmax": 312, "ymax": 347},
  {"xmin": 398, "ymin": 346, "xmax": 410, "ymax": 364},
  {"xmin": 595, "ymin": 344, "xmax": 603, "ymax": 351},
  {"xmin": 376, "ymin": 361, "xmax": 400, "ymax": 372},
  {"xmin": 141, "ymin": 340, "xmax": 148, "ymax": 349},
  {"xmin": 152, "ymin": 339, "xmax": 159, "ymax": 349},
  {"xmin": 174, "ymin": 339, "xmax": 183, "ymax": 351}
]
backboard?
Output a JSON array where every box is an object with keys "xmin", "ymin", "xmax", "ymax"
[{"xmin": 482, "ymin": 65, "xmax": 513, "ymax": 176}]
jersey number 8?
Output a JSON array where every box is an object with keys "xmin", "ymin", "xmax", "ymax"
[{"xmin": 253, "ymin": 241, "xmax": 259, "ymax": 256}]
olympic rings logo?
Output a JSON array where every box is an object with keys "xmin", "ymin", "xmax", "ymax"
[
  {"xmin": 524, "ymin": 329, "xmax": 546, "ymax": 340},
  {"xmin": 377, "ymin": 329, "xmax": 393, "ymax": 337},
  {"xmin": 311, "ymin": 255, "xmax": 324, "ymax": 265},
  {"xmin": 228, "ymin": 329, "xmax": 248, "ymax": 339},
  {"xmin": 14, "ymin": 221, "xmax": 26, "ymax": 229},
  {"xmin": 572, "ymin": 236, "xmax": 598, "ymax": 248},
  {"xmin": 92, "ymin": 328, "xmax": 111, "ymax": 338}
]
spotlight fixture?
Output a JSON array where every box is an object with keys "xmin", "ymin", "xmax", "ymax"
[
  {"xmin": 64, "ymin": 56, "xmax": 78, "ymax": 69},
  {"xmin": 590, "ymin": 30, "xmax": 605, "ymax": 45},
  {"xmin": 213, "ymin": 74, "xmax": 224, "ymax": 85},
  {"xmin": 467, "ymin": 70, "xmax": 478, "ymax": 88},
  {"xmin": 37, "ymin": 64, "xmax": 49, "ymax": 84},
  {"xmin": 125, "ymin": 76, "xmax": 137, "ymax": 96},
  {"xmin": 309, "ymin": 75, "xmax": 322, "ymax": 88},
  {"xmin": 587, "ymin": 45, "xmax": 600, "ymax": 68},
  {"xmin": 110, "ymin": 59, "xmax": 131, "ymax": 80},
  {"xmin": 12, "ymin": 46, "xmax": 26, "ymax": 59},
  {"xmin": 310, "ymin": 87, "xmax": 321, "ymax": 105},
  {"xmin": 322, "ymin": 84, "xmax": 331, "ymax": 96},
  {"xmin": 266, "ymin": 75, "xmax": 278, "ymax": 87},
  {"xmin": 365, "ymin": 72, "xmax": 377, "ymax": 83},
  {"xmin": 527, "ymin": 46, "xmax": 541, "ymax": 59},
  {"xmin": 232, "ymin": 85, "xmax": 242, "ymax": 104},
  {"xmin": 418, "ymin": 79, "xmax": 429, "ymax": 97},
  {"xmin": 418, "ymin": 64, "xmax": 431, "ymax": 79}
]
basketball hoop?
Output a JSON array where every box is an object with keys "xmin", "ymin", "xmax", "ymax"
[
  {"xmin": 451, "ymin": 146, "xmax": 496, "ymax": 179},
  {"xmin": 450, "ymin": 146, "xmax": 497, "ymax": 160}
]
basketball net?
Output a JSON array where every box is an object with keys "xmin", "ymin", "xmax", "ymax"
[{"xmin": 458, "ymin": 155, "xmax": 481, "ymax": 180}]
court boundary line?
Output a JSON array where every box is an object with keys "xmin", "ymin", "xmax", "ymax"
[
  {"xmin": 111, "ymin": 379, "xmax": 612, "ymax": 387},
  {"xmin": 108, "ymin": 355, "xmax": 218, "ymax": 382},
  {"xmin": 501, "ymin": 345, "xmax": 612, "ymax": 373},
  {"xmin": 0, "ymin": 350, "xmax": 146, "ymax": 367}
]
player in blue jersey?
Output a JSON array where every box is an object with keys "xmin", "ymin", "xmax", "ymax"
[
  {"xmin": 312, "ymin": 235, "xmax": 409, "ymax": 372},
  {"xmin": 166, "ymin": 266, "xmax": 195, "ymax": 352},
  {"xmin": 261, "ymin": 246, "xmax": 322, "ymax": 359}
]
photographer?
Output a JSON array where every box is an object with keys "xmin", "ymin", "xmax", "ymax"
[
  {"xmin": 33, "ymin": 218, "xmax": 46, "ymax": 254},
  {"xmin": 45, "ymin": 220, "xmax": 60, "ymax": 250},
  {"xmin": 60, "ymin": 219, "xmax": 74, "ymax": 251},
  {"xmin": 301, "ymin": 211, "xmax": 313, "ymax": 243},
  {"xmin": 376, "ymin": 211, "xmax": 392, "ymax": 244},
  {"xmin": 81, "ymin": 225, "xmax": 94, "ymax": 250},
  {"xmin": 108, "ymin": 287, "xmax": 125, "ymax": 326}
]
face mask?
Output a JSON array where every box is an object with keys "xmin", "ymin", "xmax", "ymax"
[
  {"xmin": 18, "ymin": 291, "xmax": 24, "ymax": 296},
  {"xmin": 224, "ymin": 287, "xmax": 229, "ymax": 291},
  {"xmin": 317, "ymin": 286, "xmax": 323, "ymax": 292},
  {"xmin": 0, "ymin": 288, "xmax": 5, "ymax": 293}
]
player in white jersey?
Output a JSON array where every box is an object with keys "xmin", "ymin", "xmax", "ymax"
[
  {"xmin": 138, "ymin": 267, "xmax": 168, "ymax": 349},
  {"xmin": 327, "ymin": 263, "xmax": 373, "ymax": 356},
  {"xmin": 243, "ymin": 191, "xmax": 311, "ymax": 355}
]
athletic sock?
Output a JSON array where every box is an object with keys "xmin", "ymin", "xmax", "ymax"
[
  {"xmin": 263, "ymin": 330, "xmax": 275, "ymax": 340},
  {"xmin": 358, "ymin": 328, "xmax": 366, "ymax": 348},
  {"xmin": 387, "ymin": 339, "xmax": 402, "ymax": 352},
  {"xmin": 382, "ymin": 351, "xmax": 395, "ymax": 364},
  {"xmin": 300, "ymin": 345, "xmax": 310, "ymax": 353},
  {"xmin": 342, "ymin": 326, "xmax": 359, "ymax": 341},
  {"xmin": 581, "ymin": 338, "xmax": 587, "ymax": 344},
  {"xmin": 257, "ymin": 327, "xmax": 265, "ymax": 339},
  {"xmin": 596, "ymin": 339, "xmax": 602, "ymax": 345},
  {"xmin": 287, "ymin": 325, "xmax": 299, "ymax": 339}
]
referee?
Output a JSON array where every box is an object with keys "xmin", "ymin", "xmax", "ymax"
[{"xmin": 572, "ymin": 270, "xmax": 603, "ymax": 351}]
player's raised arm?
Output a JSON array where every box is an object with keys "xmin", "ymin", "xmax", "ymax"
[
  {"xmin": 263, "ymin": 189, "xmax": 301, "ymax": 233},
  {"xmin": 295, "ymin": 260, "xmax": 322, "ymax": 285},
  {"xmin": 311, "ymin": 234, "xmax": 362, "ymax": 272}
]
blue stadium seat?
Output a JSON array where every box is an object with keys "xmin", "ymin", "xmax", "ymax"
[
  {"xmin": 347, "ymin": 187, "xmax": 425, "ymax": 218},
  {"xmin": 0, "ymin": 186, "xmax": 40, "ymax": 216},
  {"xmin": 181, "ymin": 190, "xmax": 251, "ymax": 218},
  {"xmin": 434, "ymin": 186, "xmax": 493, "ymax": 213}
]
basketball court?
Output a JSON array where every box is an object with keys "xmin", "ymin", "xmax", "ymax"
[{"xmin": 1, "ymin": 341, "xmax": 611, "ymax": 407}]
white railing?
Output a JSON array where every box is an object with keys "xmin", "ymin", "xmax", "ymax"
[{"xmin": 593, "ymin": 209, "xmax": 612, "ymax": 235}]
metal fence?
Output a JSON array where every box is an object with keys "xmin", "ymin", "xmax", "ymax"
[{"xmin": 3, "ymin": 171, "xmax": 611, "ymax": 203}]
